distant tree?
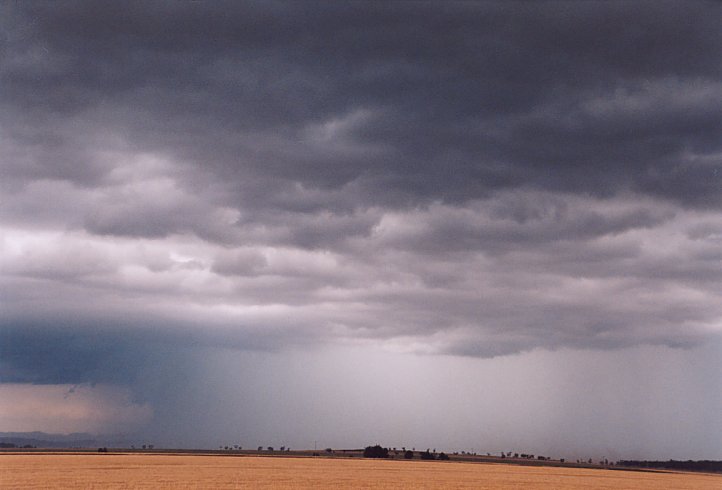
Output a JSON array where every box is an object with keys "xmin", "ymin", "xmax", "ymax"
[
  {"xmin": 325, "ymin": 448, "xmax": 333, "ymax": 454},
  {"xmin": 438, "ymin": 452, "xmax": 450, "ymax": 461},
  {"xmin": 258, "ymin": 446, "xmax": 263, "ymax": 451},
  {"xmin": 404, "ymin": 450, "xmax": 414, "ymax": 459},
  {"xmin": 280, "ymin": 446, "xmax": 285, "ymax": 451},
  {"xmin": 363, "ymin": 445, "xmax": 389, "ymax": 458},
  {"xmin": 267, "ymin": 446, "xmax": 274, "ymax": 451},
  {"xmin": 420, "ymin": 450, "xmax": 435, "ymax": 460}
]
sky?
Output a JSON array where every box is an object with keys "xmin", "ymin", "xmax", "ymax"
[{"xmin": 1, "ymin": 1, "xmax": 721, "ymax": 460}]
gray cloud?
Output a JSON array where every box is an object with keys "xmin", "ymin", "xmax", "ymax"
[{"xmin": 3, "ymin": 1, "xmax": 721, "ymax": 205}]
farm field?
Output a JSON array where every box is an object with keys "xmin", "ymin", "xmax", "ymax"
[{"xmin": 1, "ymin": 454, "xmax": 719, "ymax": 489}]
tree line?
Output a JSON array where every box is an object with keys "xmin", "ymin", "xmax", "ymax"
[
  {"xmin": 363, "ymin": 445, "xmax": 449, "ymax": 461},
  {"xmin": 617, "ymin": 460, "xmax": 722, "ymax": 473}
]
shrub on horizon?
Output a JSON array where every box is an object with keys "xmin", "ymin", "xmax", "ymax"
[{"xmin": 363, "ymin": 445, "xmax": 389, "ymax": 458}]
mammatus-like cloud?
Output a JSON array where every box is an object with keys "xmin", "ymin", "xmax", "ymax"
[{"xmin": 1, "ymin": 2, "xmax": 721, "ymax": 394}]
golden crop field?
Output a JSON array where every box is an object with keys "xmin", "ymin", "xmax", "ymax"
[{"xmin": 1, "ymin": 454, "xmax": 719, "ymax": 489}]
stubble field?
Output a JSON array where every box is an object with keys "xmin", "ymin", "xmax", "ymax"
[{"xmin": 1, "ymin": 454, "xmax": 719, "ymax": 489}]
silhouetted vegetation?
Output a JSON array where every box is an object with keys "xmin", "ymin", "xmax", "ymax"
[
  {"xmin": 2, "ymin": 442, "xmax": 52, "ymax": 449},
  {"xmin": 404, "ymin": 450, "xmax": 414, "ymax": 459},
  {"xmin": 363, "ymin": 445, "xmax": 389, "ymax": 458},
  {"xmin": 0, "ymin": 442, "xmax": 36, "ymax": 449},
  {"xmin": 438, "ymin": 452, "xmax": 450, "ymax": 460},
  {"xmin": 419, "ymin": 450, "xmax": 436, "ymax": 460},
  {"xmin": 617, "ymin": 460, "xmax": 722, "ymax": 473}
]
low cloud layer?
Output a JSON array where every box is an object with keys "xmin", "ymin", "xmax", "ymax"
[
  {"xmin": 3, "ymin": 185, "xmax": 721, "ymax": 375},
  {"xmin": 1, "ymin": 2, "xmax": 721, "ymax": 453},
  {"xmin": 0, "ymin": 384, "xmax": 152, "ymax": 434}
]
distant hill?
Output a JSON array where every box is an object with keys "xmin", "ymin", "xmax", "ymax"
[
  {"xmin": 0, "ymin": 431, "xmax": 135, "ymax": 449},
  {"xmin": 617, "ymin": 460, "xmax": 722, "ymax": 473}
]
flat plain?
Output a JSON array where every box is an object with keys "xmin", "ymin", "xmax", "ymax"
[{"xmin": 1, "ymin": 454, "xmax": 719, "ymax": 489}]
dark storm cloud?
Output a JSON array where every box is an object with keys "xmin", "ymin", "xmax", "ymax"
[
  {"xmin": 0, "ymin": 312, "xmax": 316, "ymax": 386},
  {"xmin": 3, "ymin": 1, "xmax": 721, "ymax": 207},
  {"xmin": 2, "ymin": 0, "xmax": 722, "ymax": 388},
  {"xmin": 0, "ymin": 324, "xmax": 160, "ymax": 385}
]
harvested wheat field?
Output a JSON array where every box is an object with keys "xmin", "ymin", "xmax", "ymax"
[{"xmin": 1, "ymin": 454, "xmax": 719, "ymax": 489}]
